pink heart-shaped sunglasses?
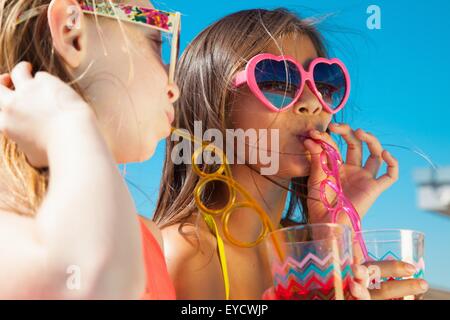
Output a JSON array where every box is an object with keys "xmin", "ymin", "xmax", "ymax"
[{"xmin": 233, "ymin": 53, "xmax": 351, "ymax": 114}]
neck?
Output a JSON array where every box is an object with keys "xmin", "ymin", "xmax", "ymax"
[{"xmin": 212, "ymin": 164, "xmax": 289, "ymax": 244}]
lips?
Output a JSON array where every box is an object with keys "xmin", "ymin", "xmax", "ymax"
[
  {"xmin": 296, "ymin": 130, "xmax": 317, "ymax": 140},
  {"xmin": 295, "ymin": 135, "xmax": 305, "ymax": 142},
  {"xmin": 295, "ymin": 126, "xmax": 327, "ymax": 145}
]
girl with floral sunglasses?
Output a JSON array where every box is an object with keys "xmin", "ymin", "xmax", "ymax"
[
  {"xmin": 0, "ymin": 0, "xmax": 180, "ymax": 298},
  {"xmin": 154, "ymin": 8, "xmax": 429, "ymax": 300}
]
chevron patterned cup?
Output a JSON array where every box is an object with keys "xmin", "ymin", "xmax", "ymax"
[
  {"xmin": 354, "ymin": 229, "xmax": 425, "ymax": 300},
  {"xmin": 265, "ymin": 224, "xmax": 355, "ymax": 300}
]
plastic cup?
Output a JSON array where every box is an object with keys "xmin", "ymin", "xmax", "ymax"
[{"xmin": 265, "ymin": 224, "xmax": 354, "ymax": 300}]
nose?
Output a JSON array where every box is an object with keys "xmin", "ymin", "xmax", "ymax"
[
  {"xmin": 167, "ymin": 83, "xmax": 180, "ymax": 104},
  {"xmin": 293, "ymin": 82, "xmax": 322, "ymax": 115}
]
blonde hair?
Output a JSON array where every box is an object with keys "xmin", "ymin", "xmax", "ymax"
[{"xmin": 0, "ymin": 0, "xmax": 124, "ymax": 216}]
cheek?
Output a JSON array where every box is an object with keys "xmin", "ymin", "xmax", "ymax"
[
  {"xmin": 130, "ymin": 49, "xmax": 170, "ymax": 125},
  {"xmin": 230, "ymin": 92, "xmax": 279, "ymax": 130},
  {"xmin": 323, "ymin": 114, "xmax": 333, "ymax": 129}
]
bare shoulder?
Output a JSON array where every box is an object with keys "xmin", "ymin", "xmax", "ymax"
[
  {"xmin": 139, "ymin": 216, "xmax": 164, "ymax": 251},
  {"xmin": 161, "ymin": 220, "xmax": 215, "ymax": 262},
  {"xmin": 161, "ymin": 219, "xmax": 226, "ymax": 299}
]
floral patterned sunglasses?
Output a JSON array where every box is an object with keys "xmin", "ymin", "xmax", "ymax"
[{"xmin": 17, "ymin": 0, "xmax": 181, "ymax": 84}]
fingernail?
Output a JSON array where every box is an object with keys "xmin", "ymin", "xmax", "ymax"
[
  {"xmin": 405, "ymin": 264, "xmax": 417, "ymax": 275},
  {"xmin": 333, "ymin": 123, "xmax": 341, "ymax": 126},
  {"xmin": 419, "ymin": 280, "xmax": 428, "ymax": 291}
]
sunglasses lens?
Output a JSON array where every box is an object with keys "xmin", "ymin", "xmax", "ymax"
[
  {"xmin": 254, "ymin": 59, "xmax": 301, "ymax": 109},
  {"xmin": 313, "ymin": 62, "xmax": 347, "ymax": 111}
]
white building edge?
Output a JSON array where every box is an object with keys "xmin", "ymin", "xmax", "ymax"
[
  {"xmin": 414, "ymin": 166, "xmax": 450, "ymax": 299},
  {"xmin": 414, "ymin": 166, "xmax": 450, "ymax": 215}
]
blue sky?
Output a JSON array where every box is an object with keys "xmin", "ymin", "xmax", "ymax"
[{"xmin": 123, "ymin": 0, "xmax": 450, "ymax": 290}]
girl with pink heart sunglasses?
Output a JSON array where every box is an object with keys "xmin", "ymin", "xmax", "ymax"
[
  {"xmin": 235, "ymin": 51, "xmax": 368, "ymax": 258},
  {"xmin": 155, "ymin": 8, "xmax": 428, "ymax": 300}
]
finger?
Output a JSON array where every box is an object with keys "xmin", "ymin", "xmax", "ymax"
[
  {"xmin": 355, "ymin": 130, "xmax": 384, "ymax": 177},
  {"xmin": 352, "ymin": 264, "xmax": 370, "ymax": 287},
  {"xmin": 303, "ymin": 138, "xmax": 327, "ymax": 196},
  {"xmin": 10, "ymin": 62, "xmax": 33, "ymax": 89},
  {"xmin": 376, "ymin": 150, "xmax": 399, "ymax": 191},
  {"xmin": 304, "ymin": 138, "xmax": 326, "ymax": 178},
  {"xmin": 370, "ymin": 279, "xmax": 428, "ymax": 300},
  {"xmin": 0, "ymin": 81, "xmax": 13, "ymax": 108},
  {"xmin": 0, "ymin": 113, "xmax": 4, "ymax": 133},
  {"xmin": 363, "ymin": 260, "xmax": 416, "ymax": 278},
  {"xmin": 34, "ymin": 71, "xmax": 52, "ymax": 80},
  {"xmin": 0, "ymin": 73, "xmax": 12, "ymax": 88},
  {"xmin": 309, "ymin": 129, "xmax": 340, "ymax": 151},
  {"xmin": 0, "ymin": 80, "xmax": 13, "ymax": 96},
  {"xmin": 328, "ymin": 123, "xmax": 363, "ymax": 166},
  {"xmin": 350, "ymin": 281, "xmax": 371, "ymax": 300}
]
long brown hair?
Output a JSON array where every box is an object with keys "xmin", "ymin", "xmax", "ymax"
[
  {"xmin": 154, "ymin": 8, "xmax": 329, "ymax": 228},
  {"xmin": 0, "ymin": 0, "xmax": 124, "ymax": 216}
]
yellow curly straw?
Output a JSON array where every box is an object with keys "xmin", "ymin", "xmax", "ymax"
[{"xmin": 171, "ymin": 128, "xmax": 284, "ymax": 260}]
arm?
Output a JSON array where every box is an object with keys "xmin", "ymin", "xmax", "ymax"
[
  {"xmin": 0, "ymin": 64, "xmax": 145, "ymax": 299},
  {"xmin": 303, "ymin": 125, "xmax": 428, "ymax": 299}
]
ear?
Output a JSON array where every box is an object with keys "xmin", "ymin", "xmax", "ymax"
[{"xmin": 47, "ymin": 0, "xmax": 86, "ymax": 68}]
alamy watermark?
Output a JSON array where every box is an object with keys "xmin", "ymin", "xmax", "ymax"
[
  {"xmin": 170, "ymin": 121, "xmax": 280, "ymax": 175},
  {"xmin": 367, "ymin": 4, "xmax": 382, "ymax": 30},
  {"xmin": 66, "ymin": 265, "xmax": 81, "ymax": 291}
]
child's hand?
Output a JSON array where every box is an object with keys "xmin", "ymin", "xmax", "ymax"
[
  {"xmin": 0, "ymin": 62, "xmax": 93, "ymax": 168},
  {"xmin": 303, "ymin": 123, "xmax": 399, "ymax": 224},
  {"xmin": 262, "ymin": 264, "xmax": 371, "ymax": 300},
  {"xmin": 363, "ymin": 260, "xmax": 428, "ymax": 300},
  {"xmin": 350, "ymin": 264, "xmax": 371, "ymax": 300}
]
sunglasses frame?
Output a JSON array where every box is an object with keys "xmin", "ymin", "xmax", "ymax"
[
  {"xmin": 17, "ymin": 0, "xmax": 181, "ymax": 84},
  {"xmin": 233, "ymin": 53, "xmax": 351, "ymax": 114}
]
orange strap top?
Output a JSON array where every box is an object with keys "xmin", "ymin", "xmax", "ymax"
[{"xmin": 138, "ymin": 217, "xmax": 176, "ymax": 300}]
